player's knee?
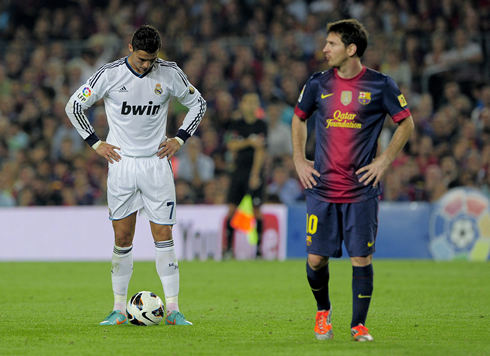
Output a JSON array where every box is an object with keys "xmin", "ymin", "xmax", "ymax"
[
  {"xmin": 114, "ymin": 234, "xmax": 133, "ymax": 247},
  {"xmin": 152, "ymin": 225, "xmax": 173, "ymax": 242},
  {"xmin": 114, "ymin": 229, "xmax": 134, "ymax": 247},
  {"xmin": 308, "ymin": 254, "xmax": 329, "ymax": 270},
  {"xmin": 350, "ymin": 255, "xmax": 372, "ymax": 267}
]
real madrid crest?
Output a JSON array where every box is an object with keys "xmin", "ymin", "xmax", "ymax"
[
  {"xmin": 189, "ymin": 86, "xmax": 195, "ymax": 94},
  {"xmin": 154, "ymin": 84, "xmax": 163, "ymax": 95}
]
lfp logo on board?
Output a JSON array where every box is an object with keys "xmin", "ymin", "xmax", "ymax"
[{"xmin": 429, "ymin": 188, "xmax": 490, "ymax": 261}]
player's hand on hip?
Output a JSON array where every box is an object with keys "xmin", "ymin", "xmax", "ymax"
[
  {"xmin": 158, "ymin": 138, "xmax": 181, "ymax": 160},
  {"xmin": 356, "ymin": 156, "xmax": 390, "ymax": 187},
  {"xmin": 294, "ymin": 158, "xmax": 320, "ymax": 189},
  {"xmin": 96, "ymin": 142, "xmax": 121, "ymax": 164}
]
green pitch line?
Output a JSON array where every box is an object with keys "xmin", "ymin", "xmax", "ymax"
[{"xmin": 0, "ymin": 260, "xmax": 488, "ymax": 356}]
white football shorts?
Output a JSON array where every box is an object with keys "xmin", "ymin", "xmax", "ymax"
[{"xmin": 107, "ymin": 154, "xmax": 177, "ymax": 225}]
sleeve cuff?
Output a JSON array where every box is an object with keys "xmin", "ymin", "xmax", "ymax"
[
  {"xmin": 85, "ymin": 132, "xmax": 101, "ymax": 146},
  {"xmin": 392, "ymin": 108, "xmax": 412, "ymax": 123},
  {"xmin": 294, "ymin": 106, "xmax": 309, "ymax": 120},
  {"xmin": 176, "ymin": 129, "xmax": 191, "ymax": 143}
]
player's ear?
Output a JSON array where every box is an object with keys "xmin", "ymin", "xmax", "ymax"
[
  {"xmin": 128, "ymin": 44, "xmax": 133, "ymax": 53},
  {"xmin": 347, "ymin": 43, "xmax": 358, "ymax": 57}
]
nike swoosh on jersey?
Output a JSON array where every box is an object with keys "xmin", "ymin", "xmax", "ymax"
[
  {"xmin": 358, "ymin": 294, "xmax": 372, "ymax": 298},
  {"xmin": 321, "ymin": 93, "xmax": 334, "ymax": 99},
  {"xmin": 367, "ymin": 241, "xmax": 374, "ymax": 247}
]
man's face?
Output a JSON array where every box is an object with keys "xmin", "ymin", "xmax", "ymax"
[
  {"xmin": 240, "ymin": 94, "xmax": 260, "ymax": 115},
  {"xmin": 322, "ymin": 32, "xmax": 350, "ymax": 68},
  {"xmin": 129, "ymin": 45, "xmax": 159, "ymax": 74}
]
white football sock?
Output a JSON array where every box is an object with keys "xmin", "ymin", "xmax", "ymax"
[
  {"xmin": 111, "ymin": 245, "xmax": 133, "ymax": 314},
  {"xmin": 155, "ymin": 240, "xmax": 180, "ymax": 313}
]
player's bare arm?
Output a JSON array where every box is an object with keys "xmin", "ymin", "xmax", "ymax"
[
  {"xmin": 291, "ymin": 114, "xmax": 320, "ymax": 189},
  {"xmin": 95, "ymin": 142, "xmax": 122, "ymax": 164},
  {"xmin": 356, "ymin": 115, "xmax": 414, "ymax": 187},
  {"xmin": 157, "ymin": 137, "xmax": 181, "ymax": 160}
]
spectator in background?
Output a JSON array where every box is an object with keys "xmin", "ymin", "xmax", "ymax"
[
  {"xmin": 415, "ymin": 135, "xmax": 438, "ymax": 175},
  {"xmin": 412, "ymin": 93, "xmax": 435, "ymax": 137},
  {"xmin": 212, "ymin": 91, "xmax": 234, "ymax": 133},
  {"xmin": 383, "ymin": 169, "xmax": 410, "ymax": 201},
  {"xmin": 444, "ymin": 27, "xmax": 483, "ymax": 84},
  {"xmin": 202, "ymin": 179, "xmax": 228, "ymax": 205},
  {"xmin": 266, "ymin": 163, "xmax": 302, "ymax": 205},
  {"xmin": 0, "ymin": 172, "xmax": 15, "ymax": 207},
  {"xmin": 51, "ymin": 115, "xmax": 84, "ymax": 161},
  {"xmin": 440, "ymin": 155, "xmax": 462, "ymax": 189},
  {"xmin": 472, "ymin": 85, "xmax": 490, "ymax": 132},
  {"xmin": 403, "ymin": 34, "xmax": 425, "ymax": 92},
  {"xmin": 424, "ymin": 32, "xmax": 449, "ymax": 69},
  {"xmin": 176, "ymin": 136, "xmax": 215, "ymax": 200},
  {"xmin": 479, "ymin": 108, "xmax": 490, "ymax": 144},
  {"xmin": 7, "ymin": 122, "xmax": 29, "ymax": 160},
  {"xmin": 424, "ymin": 164, "xmax": 447, "ymax": 202},
  {"xmin": 380, "ymin": 46, "xmax": 412, "ymax": 89},
  {"xmin": 0, "ymin": 64, "xmax": 12, "ymax": 96},
  {"xmin": 266, "ymin": 102, "xmax": 293, "ymax": 159}
]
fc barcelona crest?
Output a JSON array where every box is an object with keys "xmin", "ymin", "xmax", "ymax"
[
  {"xmin": 341, "ymin": 91, "xmax": 352, "ymax": 106},
  {"xmin": 358, "ymin": 91, "xmax": 371, "ymax": 105}
]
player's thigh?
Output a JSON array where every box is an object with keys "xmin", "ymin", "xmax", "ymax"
[
  {"xmin": 342, "ymin": 196, "xmax": 379, "ymax": 257},
  {"xmin": 150, "ymin": 221, "xmax": 173, "ymax": 242},
  {"xmin": 138, "ymin": 156, "xmax": 177, "ymax": 225},
  {"xmin": 250, "ymin": 180, "xmax": 265, "ymax": 207},
  {"xmin": 107, "ymin": 157, "xmax": 142, "ymax": 220},
  {"xmin": 306, "ymin": 196, "xmax": 343, "ymax": 258},
  {"xmin": 227, "ymin": 171, "xmax": 248, "ymax": 206},
  {"xmin": 112, "ymin": 212, "xmax": 137, "ymax": 246}
]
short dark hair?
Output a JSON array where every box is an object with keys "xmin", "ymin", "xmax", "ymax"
[
  {"xmin": 131, "ymin": 25, "xmax": 161, "ymax": 53},
  {"xmin": 327, "ymin": 19, "xmax": 369, "ymax": 58}
]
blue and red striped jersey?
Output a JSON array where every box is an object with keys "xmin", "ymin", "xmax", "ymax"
[{"xmin": 295, "ymin": 66, "xmax": 411, "ymax": 203}]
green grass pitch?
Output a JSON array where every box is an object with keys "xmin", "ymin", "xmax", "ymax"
[{"xmin": 0, "ymin": 260, "xmax": 489, "ymax": 355}]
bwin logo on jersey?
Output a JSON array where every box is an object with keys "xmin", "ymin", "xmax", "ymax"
[{"xmin": 121, "ymin": 101, "xmax": 161, "ymax": 116}]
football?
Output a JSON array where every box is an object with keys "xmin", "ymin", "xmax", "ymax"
[{"xmin": 126, "ymin": 291, "xmax": 165, "ymax": 326}]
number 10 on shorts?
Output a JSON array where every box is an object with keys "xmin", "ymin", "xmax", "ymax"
[{"xmin": 307, "ymin": 214, "xmax": 318, "ymax": 235}]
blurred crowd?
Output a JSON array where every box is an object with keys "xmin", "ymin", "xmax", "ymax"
[{"xmin": 0, "ymin": 0, "xmax": 489, "ymax": 207}]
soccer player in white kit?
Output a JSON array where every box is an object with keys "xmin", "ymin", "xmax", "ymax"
[{"xmin": 65, "ymin": 25, "xmax": 206, "ymax": 326}]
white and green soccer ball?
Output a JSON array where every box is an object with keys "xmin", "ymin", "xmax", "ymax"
[{"xmin": 126, "ymin": 291, "xmax": 165, "ymax": 326}]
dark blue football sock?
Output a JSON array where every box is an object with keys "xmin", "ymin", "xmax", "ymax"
[
  {"xmin": 351, "ymin": 264, "xmax": 374, "ymax": 328},
  {"xmin": 306, "ymin": 261, "xmax": 331, "ymax": 311}
]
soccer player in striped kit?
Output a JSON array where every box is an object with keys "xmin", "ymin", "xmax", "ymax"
[
  {"xmin": 65, "ymin": 25, "xmax": 206, "ymax": 326},
  {"xmin": 292, "ymin": 19, "xmax": 414, "ymax": 341}
]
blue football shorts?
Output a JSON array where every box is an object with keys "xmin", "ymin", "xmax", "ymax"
[{"xmin": 305, "ymin": 195, "xmax": 379, "ymax": 258}]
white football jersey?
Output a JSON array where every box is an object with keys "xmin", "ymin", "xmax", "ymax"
[{"xmin": 66, "ymin": 57, "xmax": 206, "ymax": 157}]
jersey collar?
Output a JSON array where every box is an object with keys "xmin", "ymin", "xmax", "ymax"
[
  {"xmin": 334, "ymin": 65, "xmax": 366, "ymax": 81},
  {"xmin": 125, "ymin": 56, "xmax": 154, "ymax": 79}
]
